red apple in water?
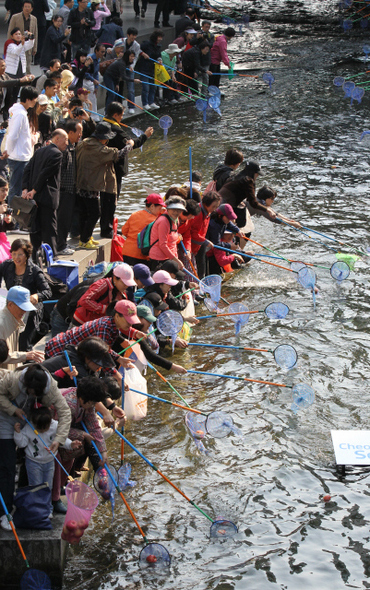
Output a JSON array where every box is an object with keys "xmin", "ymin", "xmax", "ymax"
[
  {"xmin": 146, "ymin": 555, "xmax": 157, "ymax": 563},
  {"xmin": 66, "ymin": 520, "xmax": 78, "ymax": 531},
  {"xmin": 323, "ymin": 494, "xmax": 331, "ymax": 503}
]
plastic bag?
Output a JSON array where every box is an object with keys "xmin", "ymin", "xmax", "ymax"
[{"xmin": 124, "ymin": 366, "xmax": 148, "ymax": 420}]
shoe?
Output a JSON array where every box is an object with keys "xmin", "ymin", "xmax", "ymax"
[
  {"xmin": 79, "ymin": 240, "xmax": 98, "ymax": 250},
  {"xmin": 154, "ymin": 22, "xmax": 160, "ymax": 27},
  {"xmin": 128, "ymin": 108, "xmax": 135, "ymax": 114},
  {"xmin": 143, "ymin": 104, "xmax": 150, "ymax": 110},
  {"xmin": 58, "ymin": 246, "xmax": 75, "ymax": 255},
  {"xmin": 162, "ymin": 22, "xmax": 173, "ymax": 27},
  {"xmin": 52, "ymin": 499, "xmax": 67, "ymax": 514},
  {"xmin": 149, "ymin": 103, "xmax": 160, "ymax": 110},
  {"xmin": 169, "ymin": 99, "xmax": 178, "ymax": 105},
  {"xmin": 177, "ymin": 96, "xmax": 187, "ymax": 102},
  {"xmin": 90, "ymin": 237, "xmax": 100, "ymax": 245},
  {"xmin": 48, "ymin": 511, "xmax": 53, "ymax": 519},
  {"xmin": 0, "ymin": 514, "xmax": 12, "ymax": 531},
  {"xmin": 141, "ymin": 8, "xmax": 145, "ymax": 17},
  {"xmin": 70, "ymin": 234, "xmax": 80, "ymax": 240},
  {"xmin": 135, "ymin": 12, "xmax": 139, "ymax": 18},
  {"xmin": 100, "ymin": 232, "xmax": 113, "ymax": 239}
]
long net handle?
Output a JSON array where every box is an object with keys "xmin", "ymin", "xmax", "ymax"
[
  {"xmin": 147, "ymin": 362, "xmax": 191, "ymax": 408},
  {"xmin": 0, "ymin": 491, "xmax": 29, "ymax": 567}
]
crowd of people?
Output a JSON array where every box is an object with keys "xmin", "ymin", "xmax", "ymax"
[{"xmin": 0, "ymin": 0, "xmax": 305, "ymax": 537}]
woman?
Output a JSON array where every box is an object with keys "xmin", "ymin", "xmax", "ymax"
[
  {"xmin": 121, "ymin": 193, "xmax": 166, "ymax": 266},
  {"xmin": 4, "ymin": 28, "xmax": 34, "ymax": 107},
  {"xmin": 135, "ymin": 29, "xmax": 164, "ymax": 109},
  {"xmin": 0, "ymin": 239, "xmax": 52, "ymax": 350},
  {"xmin": 91, "ymin": 1, "xmax": 111, "ymax": 34},
  {"xmin": 206, "ymin": 203, "xmax": 245, "ymax": 275},
  {"xmin": 173, "ymin": 28, "xmax": 197, "ymax": 51},
  {"xmin": 71, "ymin": 49, "xmax": 94, "ymax": 94},
  {"xmin": 72, "ymin": 263, "xmax": 136, "ymax": 326},
  {"xmin": 58, "ymin": 68, "xmax": 74, "ymax": 101},
  {"xmin": 149, "ymin": 195, "xmax": 187, "ymax": 271},
  {"xmin": 103, "ymin": 49, "xmax": 139, "ymax": 108},
  {"xmin": 27, "ymin": 103, "xmax": 41, "ymax": 150},
  {"xmin": 40, "ymin": 15, "xmax": 70, "ymax": 72},
  {"xmin": 0, "ymin": 178, "xmax": 15, "ymax": 263},
  {"xmin": 190, "ymin": 190, "xmax": 221, "ymax": 278},
  {"xmin": 250, "ymin": 185, "xmax": 301, "ymax": 228},
  {"xmin": 0, "ymin": 364, "xmax": 71, "ymax": 529}
]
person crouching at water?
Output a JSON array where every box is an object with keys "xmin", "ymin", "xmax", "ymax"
[
  {"xmin": 149, "ymin": 195, "xmax": 187, "ymax": 271},
  {"xmin": 206, "ymin": 203, "xmax": 246, "ymax": 275},
  {"xmin": 251, "ymin": 185, "xmax": 301, "ymax": 229},
  {"xmin": 190, "ymin": 190, "xmax": 221, "ymax": 279},
  {"xmin": 121, "ymin": 193, "xmax": 166, "ymax": 266},
  {"xmin": 72, "ymin": 263, "xmax": 136, "ymax": 326}
]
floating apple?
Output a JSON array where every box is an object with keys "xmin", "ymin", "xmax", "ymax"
[
  {"xmin": 323, "ymin": 494, "xmax": 331, "ymax": 503},
  {"xmin": 146, "ymin": 555, "xmax": 157, "ymax": 563},
  {"xmin": 195, "ymin": 430, "xmax": 205, "ymax": 439}
]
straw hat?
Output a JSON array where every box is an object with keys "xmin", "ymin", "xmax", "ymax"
[{"xmin": 164, "ymin": 43, "xmax": 182, "ymax": 54}]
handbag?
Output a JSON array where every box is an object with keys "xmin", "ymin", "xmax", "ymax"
[
  {"xmin": 11, "ymin": 195, "xmax": 37, "ymax": 231},
  {"xmin": 13, "ymin": 483, "xmax": 52, "ymax": 530},
  {"xmin": 110, "ymin": 217, "xmax": 125, "ymax": 262}
]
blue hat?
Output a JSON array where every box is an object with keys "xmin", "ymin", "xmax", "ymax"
[
  {"xmin": 133, "ymin": 263, "xmax": 154, "ymax": 287},
  {"xmin": 7, "ymin": 286, "xmax": 36, "ymax": 312}
]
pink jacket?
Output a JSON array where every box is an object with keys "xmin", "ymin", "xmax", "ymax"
[
  {"xmin": 92, "ymin": 4, "xmax": 111, "ymax": 30},
  {"xmin": 210, "ymin": 35, "xmax": 230, "ymax": 67},
  {"xmin": 149, "ymin": 214, "xmax": 179, "ymax": 261}
]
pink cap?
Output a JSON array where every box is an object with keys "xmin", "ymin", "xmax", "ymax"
[
  {"xmin": 217, "ymin": 203, "xmax": 237, "ymax": 221},
  {"xmin": 114, "ymin": 300, "xmax": 140, "ymax": 324},
  {"xmin": 152, "ymin": 270, "xmax": 178, "ymax": 286},
  {"xmin": 113, "ymin": 263, "xmax": 136, "ymax": 287}
]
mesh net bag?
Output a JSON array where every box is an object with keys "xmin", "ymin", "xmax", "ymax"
[
  {"xmin": 291, "ymin": 383, "xmax": 315, "ymax": 414},
  {"xmin": 61, "ymin": 481, "xmax": 99, "ymax": 544},
  {"xmin": 273, "ymin": 344, "xmax": 297, "ymax": 370},
  {"xmin": 227, "ymin": 302, "xmax": 250, "ymax": 335},
  {"xmin": 265, "ymin": 302, "xmax": 289, "ymax": 319},
  {"xmin": 139, "ymin": 543, "xmax": 171, "ymax": 568},
  {"xmin": 199, "ymin": 275, "xmax": 222, "ymax": 304},
  {"xmin": 20, "ymin": 569, "xmax": 52, "ymax": 590},
  {"xmin": 210, "ymin": 519, "xmax": 238, "ymax": 539},
  {"xmin": 157, "ymin": 310, "xmax": 184, "ymax": 352}
]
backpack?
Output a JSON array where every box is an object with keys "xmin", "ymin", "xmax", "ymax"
[
  {"xmin": 204, "ymin": 179, "xmax": 216, "ymax": 194},
  {"xmin": 137, "ymin": 214, "xmax": 174, "ymax": 256}
]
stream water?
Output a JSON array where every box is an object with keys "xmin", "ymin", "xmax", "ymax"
[{"xmin": 63, "ymin": 2, "xmax": 370, "ymax": 588}]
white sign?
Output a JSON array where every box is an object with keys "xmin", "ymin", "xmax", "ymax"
[{"xmin": 331, "ymin": 430, "xmax": 370, "ymax": 465}]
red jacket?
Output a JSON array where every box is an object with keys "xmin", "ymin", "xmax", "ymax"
[
  {"xmin": 73, "ymin": 277, "xmax": 124, "ymax": 325},
  {"xmin": 178, "ymin": 218, "xmax": 192, "ymax": 251},
  {"xmin": 190, "ymin": 204, "xmax": 210, "ymax": 255}
]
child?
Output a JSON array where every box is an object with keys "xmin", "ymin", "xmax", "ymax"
[
  {"xmin": 14, "ymin": 406, "xmax": 81, "ymax": 518},
  {"xmin": 0, "ymin": 177, "xmax": 14, "ymax": 262}
]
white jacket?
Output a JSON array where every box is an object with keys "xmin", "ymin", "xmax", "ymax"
[
  {"xmin": 5, "ymin": 39, "xmax": 34, "ymax": 76},
  {"xmin": 5, "ymin": 102, "xmax": 33, "ymax": 162},
  {"xmin": 14, "ymin": 419, "xmax": 73, "ymax": 464}
]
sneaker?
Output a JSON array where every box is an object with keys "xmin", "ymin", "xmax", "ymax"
[
  {"xmin": 89, "ymin": 237, "xmax": 100, "ymax": 245},
  {"xmin": 0, "ymin": 514, "xmax": 12, "ymax": 531},
  {"xmin": 149, "ymin": 103, "xmax": 160, "ymax": 110},
  {"xmin": 79, "ymin": 240, "xmax": 98, "ymax": 250},
  {"xmin": 162, "ymin": 22, "xmax": 173, "ymax": 27},
  {"xmin": 154, "ymin": 21, "xmax": 160, "ymax": 27},
  {"xmin": 52, "ymin": 499, "xmax": 67, "ymax": 514},
  {"xmin": 169, "ymin": 99, "xmax": 178, "ymax": 105},
  {"xmin": 141, "ymin": 8, "xmax": 145, "ymax": 17},
  {"xmin": 58, "ymin": 246, "xmax": 75, "ymax": 255},
  {"xmin": 135, "ymin": 12, "xmax": 139, "ymax": 18},
  {"xmin": 128, "ymin": 108, "xmax": 135, "ymax": 114},
  {"xmin": 143, "ymin": 104, "xmax": 150, "ymax": 110}
]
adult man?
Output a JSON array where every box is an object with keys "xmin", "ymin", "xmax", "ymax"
[
  {"xmin": 87, "ymin": 43, "xmax": 105, "ymax": 118},
  {"xmin": 57, "ymin": 120, "xmax": 82, "ymax": 255},
  {"xmin": 209, "ymin": 26, "xmax": 236, "ymax": 88},
  {"xmin": 35, "ymin": 57, "xmax": 61, "ymax": 93},
  {"xmin": 58, "ymin": 0, "xmax": 74, "ymax": 31},
  {"xmin": 201, "ymin": 20, "xmax": 214, "ymax": 46},
  {"xmin": 0, "ymin": 286, "xmax": 44, "ymax": 369},
  {"xmin": 116, "ymin": 27, "xmax": 145, "ymax": 114},
  {"xmin": 182, "ymin": 40, "xmax": 211, "ymax": 94},
  {"xmin": 154, "ymin": 0, "xmax": 172, "ymax": 28},
  {"xmin": 31, "ymin": 0, "xmax": 50, "ymax": 65},
  {"xmin": 75, "ymin": 121, "xmax": 133, "ymax": 248},
  {"xmin": 68, "ymin": 0, "xmax": 96, "ymax": 59},
  {"xmin": 175, "ymin": 7, "xmax": 196, "ymax": 36},
  {"xmin": 7, "ymin": 0, "xmax": 38, "ymax": 74},
  {"xmin": 101, "ymin": 102, "xmax": 153, "ymax": 238},
  {"xmin": 22, "ymin": 129, "xmax": 68, "ymax": 257},
  {"xmin": 0, "ymin": 57, "xmax": 34, "ymax": 121},
  {"xmin": 4, "ymin": 85, "xmax": 38, "ymax": 206}
]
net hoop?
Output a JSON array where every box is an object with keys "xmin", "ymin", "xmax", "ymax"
[
  {"xmin": 156, "ymin": 310, "xmax": 184, "ymax": 337},
  {"xmin": 273, "ymin": 344, "xmax": 298, "ymax": 370},
  {"xmin": 291, "ymin": 383, "xmax": 315, "ymax": 414},
  {"xmin": 330, "ymin": 261, "xmax": 350, "ymax": 282},
  {"xmin": 20, "ymin": 569, "xmax": 52, "ymax": 590},
  {"xmin": 205, "ymin": 411, "xmax": 234, "ymax": 438},
  {"xmin": 158, "ymin": 115, "xmax": 173, "ymax": 130},
  {"xmin": 265, "ymin": 302, "xmax": 289, "ymax": 319},
  {"xmin": 199, "ymin": 275, "xmax": 222, "ymax": 303},
  {"xmin": 209, "ymin": 95, "xmax": 221, "ymax": 109},
  {"xmin": 210, "ymin": 519, "xmax": 238, "ymax": 539},
  {"xmin": 333, "ymin": 76, "xmax": 345, "ymax": 87},
  {"xmin": 196, "ymin": 98, "xmax": 208, "ymax": 111},
  {"xmin": 208, "ymin": 85, "xmax": 221, "ymax": 97},
  {"xmin": 185, "ymin": 411, "xmax": 207, "ymax": 439},
  {"xmin": 94, "ymin": 465, "xmax": 118, "ymax": 500},
  {"xmin": 139, "ymin": 543, "xmax": 171, "ymax": 568},
  {"xmin": 297, "ymin": 267, "xmax": 316, "ymax": 290}
]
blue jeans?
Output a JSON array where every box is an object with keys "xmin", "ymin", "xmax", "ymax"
[
  {"xmin": 8, "ymin": 159, "xmax": 27, "ymax": 206},
  {"xmin": 140, "ymin": 74, "xmax": 156, "ymax": 106},
  {"xmin": 26, "ymin": 458, "xmax": 54, "ymax": 514},
  {"xmin": 126, "ymin": 69, "xmax": 135, "ymax": 107},
  {"xmin": 50, "ymin": 307, "xmax": 69, "ymax": 338}
]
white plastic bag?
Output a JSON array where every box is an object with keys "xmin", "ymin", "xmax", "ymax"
[{"xmin": 123, "ymin": 366, "xmax": 148, "ymax": 421}]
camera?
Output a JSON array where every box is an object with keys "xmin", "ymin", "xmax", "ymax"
[
  {"xmin": 24, "ymin": 33, "xmax": 35, "ymax": 41},
  {"xmin": 6, "ymin": 207, "xmax": 13, "ymax": 216},
  {"xmin": 73, "ymin": 107, "xmax": 85, "ymax": 118}
]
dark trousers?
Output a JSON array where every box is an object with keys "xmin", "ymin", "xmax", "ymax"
[
  {"xmin": 209, "ymin": 63, "xmax": 221, "ymax": 88},
  {"xmin": 31, "ymin": 205, "xmax": 58, "ymax": 259},
  {"xmin": 100, "ymin": 191, "xmax": 116, "ymax": 236},
  {"xmin": 19, "ymin": 311, "xmax": 37, "ymax": 351},
  {"xmin": 155, "ymin": 0, "xmax": 170, "ymax": 24},
  {"xmin": 57, "ymin": 191, "xmax": 75, "ymax": 251},
  {"xmin": 123, "ymin": 255, "xmax": 150, "ymax": 267},
  {"xmin": 195, "ymin": 241, "xmax": 208, "ymax": 279},
  {"xmin": 134, "ymin": 0, "xmax": 148, "ymax": 13},
  {"xmin": 183, "ymin": 68, "xmax": 198, "ymax": 94},
  {"xmin": 79, "ymin": 195, "xmax": 100, "ymax": 243},
  {"xmin": 0, "ymin": 439, "xmax": 16, "ymax": 515},
  {"xmin": 35, "ymin": 24, "xmax": 47, "ymax": 62}
]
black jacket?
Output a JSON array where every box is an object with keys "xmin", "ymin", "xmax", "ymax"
[
  {"xmin": 104, "ymin": 57, "xmax": 132, "ymax": 85},
  {"xmin": 31, "ymin": 0, "xmax": 49, "ymax": 27},
  {"xmin": 67, "ymin": 7, "xmax": 96, "ymax": 45},
  {"xmin": 182, "ymin": 46, "xmax": 208, "ymax": 75},
  {"xmin": 22, "ymin": 143, "xmax": 63, "ymax": 210},
  {"xmin": 213, "ymin": 163, "xmax": 233, "ymax": 191},
  {"xmin": 103, "ymin": 118, "xmax": 147, "ymax": 177},
  {"xmin": 0, "ymin": 258, "xmax": 52, "ymax": 301},
  {"xmin": 219, "ymin": 176, "xmax": 267, "ymax": 212},
  {"xmin": 40, "ymin": 24, "xmax": 69, "ymax": 69},
  {"xmin": 175, "ymin": 15, "xmax": 194, "ymax": 37},
  {"xmin": 136, "ymin": 40, "xmax": 162, "ymax": 76}
]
